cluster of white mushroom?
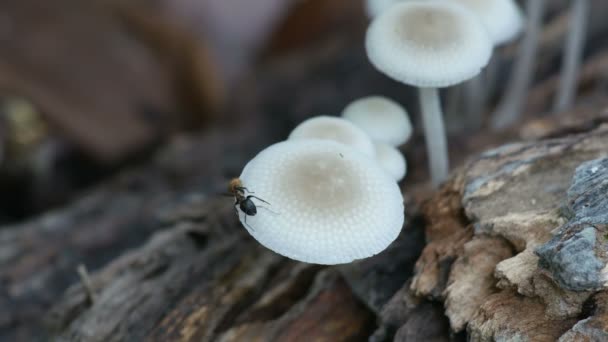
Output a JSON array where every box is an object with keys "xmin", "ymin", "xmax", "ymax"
[
  {"xmin": 236, "ymin": 98, "xmax": 412, "ymax": 265},
  {"xmin": 341, "ymin": 96, "xmax": 412, "ymax": 181},
  {"xmin": 288, "ymin": 99, "xmax": 412, "ymax": 182},
  {"xmin": 366, "ymin": 0, "xmax": 498, "ymax": 186},
  {"xmin": 233, "ymin": 0, "xmax": 590, "ymax": 265},
  {"xmin": 366, "ymin": 0, "xmax": 589, "ymax": 183}
]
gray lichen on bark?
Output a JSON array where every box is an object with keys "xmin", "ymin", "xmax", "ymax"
[
  {"xmin": 536, "ymin": 157, "xmax": 608, "ymax": 291},
  {"xmin": 536, "ymin": 227, "xmax": 603, "ymax": 291}
]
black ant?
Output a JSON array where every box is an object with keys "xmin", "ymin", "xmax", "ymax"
[{"xmin": 228, "ymin": 178, "xmax": 274, "ymax": 230}]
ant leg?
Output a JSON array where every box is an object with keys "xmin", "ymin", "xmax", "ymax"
[
  {"xmin": 236, "ymin": 186, "xmax": 254, "ymax": 194},
  {"xmin": 234, "ymin": 203, "xmax": 255, "ymax": 231},
  {"xmin": 247, "ymin": 195, "xmax": 270, "ymax": 205},
  {"xmin": 247, "ymin": 196, "xmax": 279, "ymax": 215},
  {"xmin": 244, "ymin": 214, "xmax": 255, "ymax": 231},
  {"xmin": 256, "ymin": 206, "xmax": 280, "ymax": 216}
]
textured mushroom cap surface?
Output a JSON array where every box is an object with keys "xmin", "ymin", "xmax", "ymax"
[
  {"xmin": 239, "ymin": 139, "xmax": 405, "ymax": 265},
  {"xmin": 374, "ymin": 142, "xmax": 407, "ymax": 181},
  {"xmin": 366, "ymin": 1, "xmax": 493, "ymax": 88},
  {"xmin": 342, "ymin": 96, "xmax": 412, "ymax": 146},
  {"xmin": 288, "ymin": 116, "xmax": 376, "ymax": 157},
  {"xmin": 365, "ymin": 0, "xmax": 399, "ymax": 18},
  {"xmin": 453, "ymin": 0, "xmax": 523, "ymax": 45}
]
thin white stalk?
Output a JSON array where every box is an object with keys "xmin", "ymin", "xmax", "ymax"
[
  {"xmin": 553, "ymin": 0, "xmax": 589, "ymax": 113},
  {"xmin": 491, "ymin": 0, "xmax": 546, "ymax": 130},
  {"xmin": 419, "ymin": 87, "xmax": 448, "ymax": 187}
]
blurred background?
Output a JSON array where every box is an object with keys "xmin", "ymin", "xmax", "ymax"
[
  {"xmin": 2, "ymin": 0, "xmax": 608, "ymax": 223},
  {"xmin": 2, "ymin": 0, "xmax": 608, "ymax": 339},
  {"xmin": 0, "ymin": 0, "xmax": 366, "ymax": 223}
]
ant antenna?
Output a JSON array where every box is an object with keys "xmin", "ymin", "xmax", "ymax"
[{"xmin": 237, "ymin": 186, "xmax": 255, "ymax": 194}]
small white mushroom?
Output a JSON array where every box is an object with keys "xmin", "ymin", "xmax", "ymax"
[
  {"xmin": 453, "ymin": 0, "xmax": 523, "ymax": 46},
  {"xmin": 374, "ymin": 142, "xmax": 407, "ymax": 182},
  {"xmin": 288, "ymin": 116, "xmax": 375, "ymax": 157},
  {"xmin": 342, "ymin": 96, "xmax": 412, "ymax": 146},
  {"xmin": 366, "ymin": 1, "xmax": 492, "ymax": 186},
  {"xmin": 238, "ymin": 139, "xmax": 405, "ymax": 265}
]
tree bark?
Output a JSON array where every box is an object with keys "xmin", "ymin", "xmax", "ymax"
[{"xmin": 409, "ymin": 124, "xmax": 608, "ymax": 341}]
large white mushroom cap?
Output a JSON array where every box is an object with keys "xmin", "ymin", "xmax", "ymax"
[
  {"xmin": 452, "ymin": 0, "xmax": 523, "ymax": 46},
  {"xmin": 342, "ymin": 96, "xmax": 412, "ymax": 146},
  {"xmin": 374, "ymin": 142, "xmax": 407, "ymax": 181},
  {"xmin": 366, "ymin": 1, "xmax": 493, "ymax": 88},
  {"xmin": 238, "ymin": 139, "xmax": 404, "ymax": 265},
  {"xmin": 288, "ymin": 116, "xmax": 375, "ymax": 157}
]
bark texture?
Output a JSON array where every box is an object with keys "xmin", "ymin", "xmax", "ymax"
[
  {"xmin": 44, "ymin": 198, "xmax": 425, "ymax": 341},
  {"xmin": 0, "ymin": 133, "xmax": 227, "ymax": 341},
  {"xmin": 410, "ymin": 123, "xmax": 608, "ymax": 341}
]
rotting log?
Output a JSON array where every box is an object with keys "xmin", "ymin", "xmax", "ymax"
[
  {"xmin": 1, "ymin": 129, "xmax": 425, "ymax": 341},
  {"xmin": 405, "ymin": 123, "xmax": 608, "ymax": 341},
  {"xmin": 44, "ymin": 198, "xmax": 425, "ymax": 341},
  {"xmin": 0, "ymin": 132, "xmax": 237, "ymax": 341}
]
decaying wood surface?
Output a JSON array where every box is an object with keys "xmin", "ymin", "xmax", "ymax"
[
  {"xmin": 409, "ymin": 123, "xmax": 608, "ymax": 341},
  {"xmin": 42, "ymin": 181, "xmax": 425, "ymax": 341},
  {"xmin": 0, "ymin": 132, "xmax": 230, "ymax": 341},
  {"xmin": 45, "ymin": 222, "xmax": 414, "ymax": 341}
]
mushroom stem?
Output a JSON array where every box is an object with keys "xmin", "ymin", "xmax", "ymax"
[
  {"xmin": 419, "ymin": 87, "xmax": 448, "ymax": 187},
  {"xmin": 491, "ymin": 0, "xmax": 546, "ymax": 130},
  {"xmin": 553, "ymin": 0, "xmax": 589, "ymax": 113}
]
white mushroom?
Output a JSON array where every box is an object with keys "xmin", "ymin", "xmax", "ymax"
[
  {"xmin": 374, "ymin": 142, "xmax": 407, "ymax": 182},
  {"xmin": 366, "ymin": 1, "xmax": 492, "ymax": 186},
  {"xmin": 288, "ymin": 116, "xmax": 375, "ymax": 157},
  {"xmin": 342, "ymin": 96, "xmax": 412, "ymax": 146},
  {"xmin": 453, "ymin": 0, "xmax": 523, "ymax": 46},
  {"xmin": 238, "ymin": 139, "xmax": 405, "ymax": 265}
]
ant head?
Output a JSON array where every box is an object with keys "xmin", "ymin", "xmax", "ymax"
[{"xmin": 228, "ymin": 178, "xmax": 244, "ymax": 194}]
